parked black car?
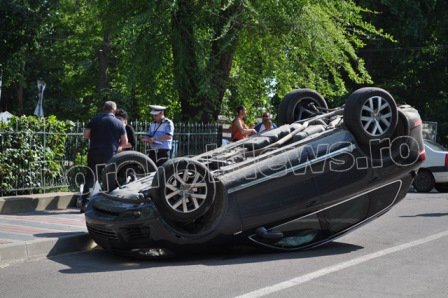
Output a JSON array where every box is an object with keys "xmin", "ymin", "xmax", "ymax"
[{"xmin": 85, "ymin": 87, "xmax": 425, "ymax": 258}]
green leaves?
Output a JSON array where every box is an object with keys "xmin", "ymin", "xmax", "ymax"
[
  {"xmin": 0, "ymin": 115, "xmax": 69, "ymax": 195},
  {"xmin": 1, "ymin": 0, "xmax": 392, "ymax": 123},
  {"xmin": 232, "ymin": 0, "xmax": 383, "ymax": 113},
  {"xmin": 356, "ymin": 0, "xmax": 448, "ymax": 144}
]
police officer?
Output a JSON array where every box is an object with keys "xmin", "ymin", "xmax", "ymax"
[{"xmin": 141, "ymin": 105, "xmax": 174, "ymax": 166}]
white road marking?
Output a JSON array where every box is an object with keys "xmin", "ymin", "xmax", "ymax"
[{"xmin": 235, "ymin": 230, "xmax": 448, "ymax": 298}]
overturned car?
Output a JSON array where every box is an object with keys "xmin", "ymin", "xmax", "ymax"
[{"xmin": 85, "ymin": 87, "xmax": 425, "ymax": 258}]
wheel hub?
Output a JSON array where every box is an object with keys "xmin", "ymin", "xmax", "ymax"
[
  {"xmin": 373, "ymin": 111, "xmax": 381, "ymax": 121},
  {"xmin": 179, "ymin": 184, "xmax": 190, "ymax": 192}
]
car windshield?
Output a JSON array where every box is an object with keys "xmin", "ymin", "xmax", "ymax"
[{"xmin": 425, "ymin": 140, "xmax": 447, "ymax": 151}]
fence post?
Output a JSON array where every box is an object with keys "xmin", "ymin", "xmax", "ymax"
[
  {"xmin": 43, "ymin": 117, "xmax": 47, "ymax": 193},
  {"xmin": 217, "ymin": 124, "xmax": 223, "ymax": 147}
]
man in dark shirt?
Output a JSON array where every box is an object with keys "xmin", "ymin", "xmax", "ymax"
[
  {"xmin": 81, "ymin": 101, "xmax": 127, "ymax": 210},
  {"xmin": 115, "ymin": 109, "xmax": 137, "ymax": 150}
]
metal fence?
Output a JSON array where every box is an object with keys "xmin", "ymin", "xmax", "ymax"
[
  {"xmin": 131, "ymin": 121, "xmax": 222, "ymax": 157},
  {"xmin": 0, "ymin": 121, "xmax": 222, "ymax": 196}
]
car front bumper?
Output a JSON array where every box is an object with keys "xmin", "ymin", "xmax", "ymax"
[{"xmin": 84, "ymin": 192, "xmax": 172, "ymax": 253}]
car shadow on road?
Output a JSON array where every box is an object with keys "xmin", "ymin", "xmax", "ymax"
[{"xmin": 53, "ymin": 241, "xmax": 363, "ymax": 274}]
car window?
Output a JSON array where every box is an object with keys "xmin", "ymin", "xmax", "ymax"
[
  {"xmin": 425, "ymin": 140, "xmax": 447, "ymax": 151},
  {"xmin": 249, "ymin": 214, "xmax": 325, "ymax": 249}
]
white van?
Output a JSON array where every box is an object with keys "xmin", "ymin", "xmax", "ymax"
[{"xmin": 413, "ymin": 140, "xmax": 448, "ymax": 192}]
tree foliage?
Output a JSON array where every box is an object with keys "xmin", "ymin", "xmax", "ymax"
[
  {"xmin": 2, "ymin": 0, "xmax": 444, "ymax": 130},
  {"xmin": 0, "ymin": 115, "xmax": 69, "ymax": 195},
  {"xmin": 356, "ymin": 0, "xmax": 448, "ymax": 143},
  {"xmin": 110, "ymin": 0, "xmax": 387, "ymax": 122}
]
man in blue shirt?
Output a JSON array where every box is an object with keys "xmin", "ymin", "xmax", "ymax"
[
  {"xmin": 82, "ymin": 101, "xmax": 128, "ymax": 209},
  {"xmin": 142, "ymin": 105, "xmax": 174, "ymax": 166}
]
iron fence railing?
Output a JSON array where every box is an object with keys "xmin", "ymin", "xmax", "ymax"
[{"xmin": 0, "ymin": 121, "xmax": 222, "ymax": 196}]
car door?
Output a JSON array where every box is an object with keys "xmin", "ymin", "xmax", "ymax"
[
  {"xmin": 225, "ymin": 143, "xmax": 320, "ymax": 231},
  {"xmin": 312, "ymin": 129, "xmax": 370, "ymax": 208}
]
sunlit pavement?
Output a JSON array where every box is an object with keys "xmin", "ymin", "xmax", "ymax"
[{"xmin": 0, "ymin": 209, "xmax": 93, "ymax": 266}]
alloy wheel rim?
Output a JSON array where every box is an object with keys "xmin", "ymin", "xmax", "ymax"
[
  {"xmin": 164, "ymin": 169, "xmax": 208, "ymax": 213},
  {"xmin": 360, "ymin": 96, "xmax": 393, "ymax": 137}
]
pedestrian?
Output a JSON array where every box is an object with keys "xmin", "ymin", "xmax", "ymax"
[
  {"xmin": 254, "ymin": 112, "xmax": 277, "ymax": 133},
  {"xmin": 141, "ymin": 105, "xmax": 174, "ymax": 166},
  {"xmin": 230, "ymin": 105, "xmax": 256, "ymax": 142},
  {"xmin": 82, "ymin": 101, "xmax": 128, "ymax": 211},
  {"xmin": 115, "ymin": 109, "xmax": 137, "ymax": 150}
]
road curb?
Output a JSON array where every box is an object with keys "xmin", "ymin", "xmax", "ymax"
[
  {"xmin": 0, "ymin": 192, "xmax": 77, "ymax": 214},
  {"xmin": 0, "ymin": 232, "xmax": 96, "ymax": 266}
]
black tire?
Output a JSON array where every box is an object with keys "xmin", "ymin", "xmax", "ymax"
[
  {"xmin": 386, "ymin": 110, "xmax": 420, "ymax": 165},
  {"xmin": 434, "ymin": 183, "xmax": 448, "ymax": 193},
  {"xmin": 278, "ymin": 89, "xmax": 327, "ymax": 125},
  {"xmin": 277, "ymin": 92, "xmax": 293, "ymax": 125},
  {"xmin": 413, "ymin": 169, "xmax": 435, "ymax": 192},
  {"xmin": 151, "ymin": 158, "xmax": 216, "ymax": 223},
  {"xmin": 101, "ymin": 151, "xmax": 157, "ymax": 192},
  {"xmin": 344, "ymin": 87, "xmax": 398, "ymax": 146}
]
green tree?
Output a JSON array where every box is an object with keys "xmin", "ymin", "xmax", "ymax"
[
  {"xmin": 1, "ymin": 0, "xmax": 390, "ymax": 123},
  {"xmin": 356, "ymin": 0, "xmax": 448, "ymax": 143},
  {"xmin": 0, "ymin": 0, "xmax": 46, "ymax": 113},
  {"xmin": 109, "ymin": 0, "xmax": 389, "ymax": 122}
]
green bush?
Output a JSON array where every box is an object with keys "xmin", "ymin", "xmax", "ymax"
[{"xmin": 0, "ymin": 115, "xmax": 69, "ymax": 195}]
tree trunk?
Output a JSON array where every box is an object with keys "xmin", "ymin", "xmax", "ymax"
[
  {"xmin": 171, "ymin": 0, "xmax": 244, "ymax": 123},
  {"xmin": 98, "ymin": 34, "xmax": 111, "ymax": 93},
  {"xmin": 202, "ymin": 1, "xmax": 244, "ymax": 122},
  {"xmin": 16, "ymin": 83, "xmax": 24, "ymax": 115},
  {"xmin": 171, "ymin": 0, "xmax": 200, "ymax": 122}
]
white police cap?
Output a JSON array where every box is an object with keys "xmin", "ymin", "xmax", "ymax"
[{"xmin": 149, "ymin": 105, "xmax": 166, "ymax": 115}]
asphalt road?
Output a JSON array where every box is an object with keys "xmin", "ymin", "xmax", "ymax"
[{"xmin": 1, "ymin": 192, "xmax": 447, "ymax": 298}]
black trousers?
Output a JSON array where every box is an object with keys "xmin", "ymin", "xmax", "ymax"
[
  {"xmin": 148, "ymin": 149, "xmax": 170, "ymax": 167},
  {"xmin": 84, "ymin": 152, "xmax": 110, "ymax": 195}
]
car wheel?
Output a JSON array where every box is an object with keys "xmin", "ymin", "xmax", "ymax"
[
  {"xmin": 151, "ymin": 158, "xmax": 216, "ymax": 223},
  {"xmin": 101, "ymin": 151, "xmax": 157, "ymax": 192},
  {"xmin": 344, "ymin": 87, "xmax": 398, "ymax": 146},
  {"xmin": 278, "ymin": 89, "xmax": 327, "ymax": 124},
  {"xmin": 434, "ymin": 183, "xmax": 448, "ymax": 193},
  {"xmin": 413, "ymin": 169, "xmax": 435, "ymax": 192}
]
